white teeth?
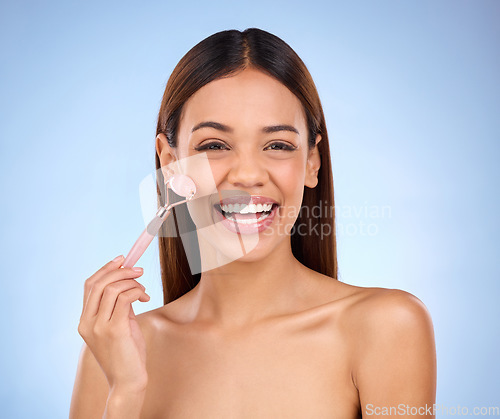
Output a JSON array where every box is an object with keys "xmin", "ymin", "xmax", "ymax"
[{"xmin": 220, "ymin": 203, "xmax": 273, "ymax": 214}]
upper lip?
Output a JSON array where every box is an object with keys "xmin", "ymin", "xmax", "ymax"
[{"xmin": 214, "ymin": 195, "xmax": 280, "ymax": 207}]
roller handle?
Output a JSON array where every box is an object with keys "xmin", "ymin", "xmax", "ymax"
[{"xmin": 122, "ymin": 209, "xmax": 171, "ymax": 268}]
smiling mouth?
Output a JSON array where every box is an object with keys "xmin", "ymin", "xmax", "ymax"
[{"xmin": 213, "ymin": 203, "xmax": 279, "ymax": 223}]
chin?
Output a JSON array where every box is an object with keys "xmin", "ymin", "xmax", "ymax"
[{"xmin": 196, "ymin": 225, "xmax": 286, "ymax": 271}]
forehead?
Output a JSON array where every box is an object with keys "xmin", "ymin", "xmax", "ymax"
[{"xmin": 178, "ymin": 68, "xmax": 307, "ymax": 137}]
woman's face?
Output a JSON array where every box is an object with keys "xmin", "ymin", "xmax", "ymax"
[{"xmin": 157, "ymin": 67, "xmax": 321, "ymax": 267}]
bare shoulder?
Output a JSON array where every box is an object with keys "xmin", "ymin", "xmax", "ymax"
[
  {"xmin": 295, "ymin": 269, "xmax": 433, "ymax": 336},
  {"xmin": 134, "ymin": 300, "xmax": 185, "ymax": 341},
  {"xmin": 136, "ymin": 307, "xmax": 163, "ymax": 326},
  {"xmin": 334, "ymin": 285, "xmax": 436, "ymax": 355},
  {"xmin": 339, "ymin": 286, "xmax": 437, "ymax": 402},
  {"xmin": 343, "ymin": 286, "xmax": 435, "ymax": 337},
  {"xmin": 135, "ymin": 305, "xmax": 172, "ymax": 336}
]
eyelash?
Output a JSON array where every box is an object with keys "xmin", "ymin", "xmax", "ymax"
[{"xmin": 194, "ymin": 141, "xmax": 297, "ymax": 152}]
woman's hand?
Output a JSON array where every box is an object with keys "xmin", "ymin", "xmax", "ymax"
[{"xmin": 78, "ymin": 255, "xmax": 150, "ymax": 395}]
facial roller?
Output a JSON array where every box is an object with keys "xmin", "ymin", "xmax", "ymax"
[{"xmin": 121, "ymin": 174, "xmax": 197, "ymax": 268}]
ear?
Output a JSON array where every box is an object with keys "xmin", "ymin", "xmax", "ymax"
[
  {"xmin": 304, "ymin": 134, "xmax": 322, "ymax": 189},
  {"xmin": 156, "ymin": 133, "xmax": 178, "ymax": 179}
]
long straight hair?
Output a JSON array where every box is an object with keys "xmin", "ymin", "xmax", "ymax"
[{"xmin": 155, "ymin": 28, "xmax": 337, "ymax": 305}]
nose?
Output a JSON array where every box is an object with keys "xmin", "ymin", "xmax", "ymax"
[{"xmin": 226, "ymin": 152, "xmax": 269, "ymax": 189}]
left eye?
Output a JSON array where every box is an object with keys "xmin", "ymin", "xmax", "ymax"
[{"xmin": 265, "ymin": 142, "xmax": 296, "ymax": 151}]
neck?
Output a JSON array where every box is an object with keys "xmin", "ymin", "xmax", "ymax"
[{"xmin": 186, "ymin": 236, "xmax": 311, "ymax": 329}]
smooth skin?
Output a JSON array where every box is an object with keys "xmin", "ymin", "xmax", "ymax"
[{"xmin": 70, "ymin": 68, "xmax": 436, "ymax": 418}]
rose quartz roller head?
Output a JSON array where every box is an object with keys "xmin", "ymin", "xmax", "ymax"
[{"xmin": 122, "ymin": 174, "xmax": 196, "ymax": 268}]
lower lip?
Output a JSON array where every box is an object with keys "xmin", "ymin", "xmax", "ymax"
[{"xmin": 213, "ymin": 205, "xmax": 279, "ymax": 234}]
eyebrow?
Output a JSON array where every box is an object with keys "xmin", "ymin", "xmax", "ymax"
[{"xmin": 191, "ymin": 121, "xmax": 299, "ymax": 135}]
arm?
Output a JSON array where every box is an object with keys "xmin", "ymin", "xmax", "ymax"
[
  {"xmin": 353, "ymin": 289, "xmax": 437, "ymax": 418},
  {"xmin": 69, "ymin": 256, "xmax": 150, "ymax": 418},
  {"xmin": 69, "ymin": 342, "xmax": 146, "ymax": 419},
  {"xmin": 69, "ymin": 342, "xmax": 109, "ymax": 418}
]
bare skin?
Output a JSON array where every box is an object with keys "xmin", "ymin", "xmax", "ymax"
[{"xmin": 70, "ymin": 67, "xmax": 436, "ymax": 418}]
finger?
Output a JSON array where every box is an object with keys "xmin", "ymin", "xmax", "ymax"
[
  {"xmin": 82, "ymin": 255, "xmax": 125, "ymax": 310},
  {"xmin": 96, "ymin": 279, "xmax": 148, "ymax": 322},
  {"xmin": 110, "ymin": 288, "xmax": 150, "ymax": 324},
  {"xmin": 82, "ymin": 267, "xmax": 144, "ymax": 320},
  {"xmin": 83, "ymin": 268, "xmax": 144, "ymax": 319}
]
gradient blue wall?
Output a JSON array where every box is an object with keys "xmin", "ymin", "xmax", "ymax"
[{"xmin": 1, "ymin": 0, "xmax": 498, "ymax": 417}]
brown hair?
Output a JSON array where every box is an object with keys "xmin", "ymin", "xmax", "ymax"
[{"xmin": 155, "ymin": 28, "xmax": 337, "ymax": 305}]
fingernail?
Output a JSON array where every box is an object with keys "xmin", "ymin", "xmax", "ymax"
[
  {"xmin": 132, "ymin": 267, "xmax": 143, "ymax": 273},
  {"xmin": 112, "ymin": 255, "xmax": 124, "ymax": 262}
]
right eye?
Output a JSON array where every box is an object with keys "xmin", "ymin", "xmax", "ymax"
[{"xmin": 194, "ymin": 141, "xmax": 229, "ymax": 151}]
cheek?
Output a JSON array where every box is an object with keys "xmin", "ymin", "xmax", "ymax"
[
  {"xmin": 270, "ymin": 159, "xmax": 307, "ymax": 222},
  {"xmin": 271, "ymin": 157, "xmax": 306, "ymax": 191}
]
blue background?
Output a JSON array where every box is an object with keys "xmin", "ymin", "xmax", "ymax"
[{"xmin": 1, "ymin": 0, "xmax": 498, "ymax": 417}]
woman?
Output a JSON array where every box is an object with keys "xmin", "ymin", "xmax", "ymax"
[{"xmin": 70, "ymin": 28, "xmax": 436, "ymax": 418}]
